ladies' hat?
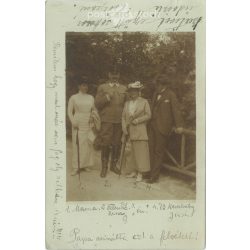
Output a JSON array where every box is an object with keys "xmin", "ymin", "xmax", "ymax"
[
  {"xmin": 128, "ymin": 81, "xmax": 143, "ymax": 89},
  {"xmin": 77, "ymin": 76, "xmax": 89, "ymax": 86}
]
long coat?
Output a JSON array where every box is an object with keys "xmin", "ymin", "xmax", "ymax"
[
  {"xmin": 67, "ymin": 93, "xmax": 95, "ymax": 169},
  {"xmin": 151, "ymin": 88, "xmax": 183, "ymax": 136},
  {"xmin": 95, "ymin": 83, "xmax": 127, "ymax": 123},
  {"xmin": 122, "ymin": 97, "xmax": 151, "ymax": 141}
]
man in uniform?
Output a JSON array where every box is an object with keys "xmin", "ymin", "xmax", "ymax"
[
  {"xmin": 147, "ymin": 74, "xmax": 183, "ymax": 183},
  {"xmin": 95, "ymin": 72, "xmax": 127, "ymax": 178}
]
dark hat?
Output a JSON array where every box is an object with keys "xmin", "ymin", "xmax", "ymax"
[{"xmin": 77, "ymin": 76, "xmax": 89, "ymax": 85}]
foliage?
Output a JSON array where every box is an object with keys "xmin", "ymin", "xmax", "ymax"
[{"xmin": 66, "ymin": 32, "xmax": 196, "ymax": 130}]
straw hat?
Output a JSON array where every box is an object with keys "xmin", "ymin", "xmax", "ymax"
[{"xmin": 128, "ymin": 81, "xmax": 143, "ymax": 89}]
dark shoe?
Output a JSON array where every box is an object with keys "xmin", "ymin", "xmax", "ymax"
[
  {"xmin": 100, "ymin": 146, "xmax": 110, "ymax": 178},
  {"xmin": 110, "ymin": 165, "xmax": 121, "ymax": 175},
  {"xmin": 100, "ymin": 164, "xmax": 108, "ymax": 178}
]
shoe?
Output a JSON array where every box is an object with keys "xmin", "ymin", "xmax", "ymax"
[
  {"xmin": 70, "ymin": 169, "xmax": 79, "ymax": 176},
  {"xmin": 100, "ymin": 165, "xmax": 108, "ymax": 178},
  {"xmin": 126, "ymin": 172, "xmax": 137, "ymax": 178},
  {"xmin": 110, "ymin": 165, "xmax": 121, "ymax": 175},
  {"xmin": 136, "ymin": 173, "xmax": 143, "ymax": 182}
]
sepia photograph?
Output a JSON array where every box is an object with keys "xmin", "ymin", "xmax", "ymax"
[
  {"xmin": 46, "ymin": 1, "xmax": 205, "ymax": 248},
  {"xmin": 66, "ymin": 32, "xmax": 196, "ymax": 201}
]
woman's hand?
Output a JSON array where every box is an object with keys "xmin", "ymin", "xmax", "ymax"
[{"xmin": 131, "ymin": 119, "xmax": 138, "ymax": 125}]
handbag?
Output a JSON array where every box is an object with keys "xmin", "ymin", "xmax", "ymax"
[
  {"xmin": 89, "ymin": 109, "xmax": 101, "ymax": 131},
  {"xmin": 87, "ymin": 129, "xmax": 96, "ymax": 144}
]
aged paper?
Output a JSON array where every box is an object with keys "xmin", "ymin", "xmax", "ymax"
[{"xmin": 46, "ymin": 0, "xmax": 205, "ymax": 249}]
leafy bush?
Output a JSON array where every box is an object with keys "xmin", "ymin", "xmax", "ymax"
[{"xmin": 66, "ymin": 32, "xmax": 196, "ymax": 135}]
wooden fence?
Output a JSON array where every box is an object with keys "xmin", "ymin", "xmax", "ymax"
[{"xmin": 163, "ymin": 129, "xmax": 196, "ymax": 178}]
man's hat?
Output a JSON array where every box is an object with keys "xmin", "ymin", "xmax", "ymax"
[{"xmin": 128, "ymin": 81, "xmax": 143, "ymax": 90}]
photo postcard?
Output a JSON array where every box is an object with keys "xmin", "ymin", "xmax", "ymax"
[{"xmin": 45, "ymin": 0, "xmax": 205, "ymax": 249}]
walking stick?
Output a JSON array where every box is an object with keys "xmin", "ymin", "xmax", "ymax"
[
  {"xmin": 118, "ymin": 134, "xmax": 128, "ymax": 177},
  {"xmin": 76, "ymin": 128, "xmax": 83, "ymax": 189}
]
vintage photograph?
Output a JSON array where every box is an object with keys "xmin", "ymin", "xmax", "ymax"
[{"xmin": 66, "ymin": 32, "xmax": 196, "ymax": 201}]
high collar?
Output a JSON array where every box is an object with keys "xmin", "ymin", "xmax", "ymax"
[
  {"xmin": 158, "ymin": 87, "xmax": 167, "ymax": 94},
  {"xmin": 109, "ymin": 82, "xmax": 120, "ymax": 87},
  {"xmin": 129, "ymin": 96, "xmax": 140, "ymax": 102},
  {"xmin": 78, "ymin": 91, "xmax": 87, "ymax": 95}
]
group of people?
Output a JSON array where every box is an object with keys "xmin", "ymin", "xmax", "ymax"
[{"xmin": 67, "ymin": 72, "xmax": 183, "ymax": 184}]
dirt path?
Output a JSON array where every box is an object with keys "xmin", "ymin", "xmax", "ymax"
[{"xmin": 66, "ymin": 140, "xmax": 195, "ymax": 201}]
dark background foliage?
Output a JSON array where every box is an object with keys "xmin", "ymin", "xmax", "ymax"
[{"xmin": 66, "ymin": 32, "xmax": 196, "ymax": 164}]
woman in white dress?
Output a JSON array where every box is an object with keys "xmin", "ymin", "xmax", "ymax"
[{"xmin": 68, "ymin": 81, "xmax": 96, "ymax": 176}]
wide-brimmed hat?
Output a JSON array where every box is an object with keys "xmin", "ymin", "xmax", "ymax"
[{"xmin": 128, "ymin": 81, "xmax": 143, "ymax": 90}]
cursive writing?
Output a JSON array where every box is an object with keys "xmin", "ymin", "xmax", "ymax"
[
  {"xmin": 72, "ymin": 2, "xmax": 203, "ymax": 31},
  {"xmin": 160, "ymin": 230, "xmax": 198, "ymax": 246}
]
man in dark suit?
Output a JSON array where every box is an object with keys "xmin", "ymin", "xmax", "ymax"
[
  {"xmin": 147, "ymin": 74, "xmax": 183, "ymax": 183},
  {"xmin": 95, "ymin": 72, "xmax": 127, "ymax": 178}
]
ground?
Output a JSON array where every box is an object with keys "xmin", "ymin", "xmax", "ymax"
[{"xmin": 66, "ymin": 140, "xmax": 195, "ymax": 201}]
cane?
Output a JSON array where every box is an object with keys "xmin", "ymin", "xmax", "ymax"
[
  {"xmin": 118, "ymin": 133, "xmax": 128, "ymax": 178},
  {"xmin": 76, "ymin": 128, "xmax": 83, "ymax": 189}
]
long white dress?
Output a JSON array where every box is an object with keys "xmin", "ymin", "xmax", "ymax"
[{"xmin": 68, "ymin": 92, "xmax": 95, "ymax": 170}]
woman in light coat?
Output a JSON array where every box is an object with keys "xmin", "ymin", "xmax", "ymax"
[
  {"xmin": 122, "ymin": 81, "xmax": 151, "ymax": 182},
  {"xmin": 68, "ymin": 81, "xmax": 99, "ymax": 176}
]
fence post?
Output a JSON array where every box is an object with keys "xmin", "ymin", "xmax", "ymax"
[{"xmin": 181, "ymin": 133, "xmax": 186, "ymax": 168}]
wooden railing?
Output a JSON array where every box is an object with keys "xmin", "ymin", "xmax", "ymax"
[{"xmin": 163, "ymin": 129, "xmax": 196, "ymax": 178}]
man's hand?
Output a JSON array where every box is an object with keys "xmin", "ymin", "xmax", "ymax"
[{"xmin": 175, "ymin": 127, "xmax": 184, "ymax": 134}]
